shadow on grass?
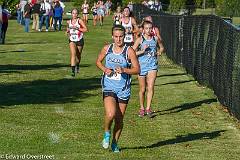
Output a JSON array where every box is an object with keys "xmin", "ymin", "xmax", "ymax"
[
  {"xmin": 131, "ymin": 79, "xmax": 195, "ymax": 87},
  {"xmin": 0, "ymin": 50, "xmax": 7, "ymax": 53},
  {"xmin": 0, "ymin": 77, "xmax": 101, "ymax": 107},
  {"xmin": 157, "ymin": 72, "xmax": 187, "ymax": 77},
  {"xmin": 0, "ymin": 64, "xmax": 90, "ymax": 73},
  {"xmin": 160, "ymin": 79, "xmax": 195, "ymax": 85},
  {"xmin": 121, "ymin": 130, "xmax": 226, "ymax": 150},
  {"xmin": 4, "ymin": 41, "xmax": 51, "ymax": 45},
  {"xmin": 0, "ymin": 50, "xmax": 26, "ymax": 53},
  {"xmin": 154, "ymin": 98, "xmax": 217, "ymax": 115}
]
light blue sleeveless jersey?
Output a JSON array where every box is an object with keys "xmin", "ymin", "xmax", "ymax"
[
  {"xmin": 138, "ymin": 35, "xmax": 158, "ymax": 76},
  {"xmin": 102, "ymin": 44, "xmax": 131, "ymax": 100}
]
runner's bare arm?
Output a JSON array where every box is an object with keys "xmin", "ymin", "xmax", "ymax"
[
  {"xmin": 96, "ymin": 45, "xmax": 112, "ymax": 75},
  {"xmin": 132, "ymin": 37, "xmax": 147, "ymax": 56},
  {"xmin": 78, "ymin": 19, "xmax": 88, "ymax": 32}
]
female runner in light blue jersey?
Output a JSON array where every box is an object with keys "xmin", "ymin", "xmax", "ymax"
[
  {"xmin": 96, "ymin": 25, "xmax": 139, "ymax": 152},
  {"xmin": 132, "ymin": 20, "xmax": 164, "ymax": 118}
]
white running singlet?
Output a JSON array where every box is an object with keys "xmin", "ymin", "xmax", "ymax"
[
  {"xmin": 122, "ymin": 17, "xmax": 134, "ymax": 43},
  {"xmin": 69, "ymin": 19, "xmax": 83, "ymax": 42}
]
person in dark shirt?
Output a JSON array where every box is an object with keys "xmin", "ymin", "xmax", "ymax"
[
  {"xmin": 24, "ymin": 0, "xmax": 31, "ymax": 32},
  {"xmin": 1, "ymin": 2, "xmax": 11, "ymax": 44}
]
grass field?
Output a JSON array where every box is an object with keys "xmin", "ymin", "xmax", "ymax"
[{"xmin": 1, "ymin": 8, "xmax": 240, "ymax": 160}]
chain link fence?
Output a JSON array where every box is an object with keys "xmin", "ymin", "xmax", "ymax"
[{"xmin": 133, "ymin": 4, "xmax": 240, "ymax": 119}]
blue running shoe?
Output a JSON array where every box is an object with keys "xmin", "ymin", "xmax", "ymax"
[
  {"xmin": 102, "ymin": 131, "xmax": 110, "ymax": 149},
  {"xmin": 111, "ymin": 142, "xmax": 120, "ymax": 153}
]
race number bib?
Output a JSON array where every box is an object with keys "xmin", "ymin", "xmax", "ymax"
[
  {"xmin": 71, "ymin": 35, "xmax": 78, "ymax": 41},
  {"xmin": 70, "ymin": 32, "xmax": 82, "ymax": 42},
  {"xmin": 106, "ymin": 72, "xmax": 121, "ymax": 81},
  {"xmin": 147, "ymin": 51, "xmax": 155, "ymax": 57},
  {"xmin": 124, "ymin": 34, "xmax": 133, "ymax": 42}
]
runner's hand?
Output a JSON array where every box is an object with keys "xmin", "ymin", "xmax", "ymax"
[
  {"xmin": 115, "ymin": 66, "xmax": 124, "ymax": 74},
  {"xmin": 104, "ymin": 68, "xmax": 113, "ymax": 75}
]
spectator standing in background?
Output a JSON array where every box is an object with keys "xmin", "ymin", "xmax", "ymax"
[
  {"xmin": 16, "ymin": 2, "xmax": 21, "ymax": 24},
  {"xmin": 53, "ymin": 1, "xmax": 63, "ymax": 31},
  {"xmin": 20, "ymin": 0, "xmax": 27, "ymax": 25},
  {"xmin": 58, "ymin": 0, "xmax": 65, "ymax": 13},
  {"xmin": 23, "ymin": 0, "xmax": 31, "ymax": 32},
  {"xmin": 56, "ymin": 0, "xmax": 65, "ymax": 27},
  {"xmin": 148, "ymin": 0, "xmax": 154, "ymax": 9},
  {"xmin": 1, "ymin": 2, "xmax": 11, "ymax": 44},
  {"xmin": 31, "ymin": 0, "xmax": 41, "ymax": 31},
  {"xmin": 154, "ymin": 0, "xmax": 162, "ymax": 11},
  {"xmin": 39, "ymin": 0, "xmax": 51, "ymax": 32}
]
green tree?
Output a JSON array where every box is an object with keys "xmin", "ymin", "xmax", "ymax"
[
  {"xmin": 215, "ymin": 0, "xmax": 240, "ymax": 16},
  {"xmin": 195, "ymin": 0, "xmax": 215, "ymax": 8},
  {"xmin": 1, "ymin": 0, "xmax": 19, "ymax": 13},
  {"xmin": 168, "ymin": 0, "xmax": 217, "ymax": 14},
  {"xmin": 169, "ymin": 0, "xmax": 186, "ymax": 13},
  {"xmin": 73, "ymin": 0, "xmax": 88, "ymax": 8},
  {"xmin": 168, "ymin": 0, "xmax": 196, "ymax": 14},
  {"xmin": 195, "ymin": 0, "xmax": 202, "ymax": 7}
]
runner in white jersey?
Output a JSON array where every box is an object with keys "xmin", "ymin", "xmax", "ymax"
[
  {"xmin": 121, "ymin": 6, "xmax": 138, "ymax": 46},
  {"xmin": 112, "ymin": 6, "xmax": 122, "ymax": 26},
  {"xmin": 81, "ymin": 0, "xmax": 89, "ymax": 24},
  {"xmin": 66, "ymin": 8, "xmax": 88, "ymax": 77}
]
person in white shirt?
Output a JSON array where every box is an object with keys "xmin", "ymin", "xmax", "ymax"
[
  {"xmin": 20, "ymin": 0, "xmax": 27, "ymax": 25},
  {"xmin": 39, "ymin": 0, "xmax": 51, "ymax": 31},
  {"xmin": 148, "ymin": 0, "xmax": 154, "ymax": 9},
  {"xmin": 121, "ymin": 6, "xmax": 139, "ymax": 46}
]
